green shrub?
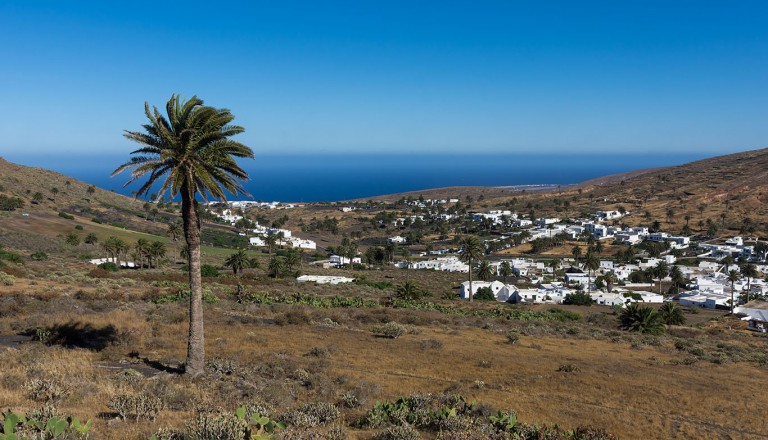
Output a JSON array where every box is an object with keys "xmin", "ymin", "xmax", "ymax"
[
  {"xmin": 564, "ymin": 291, "xmax": 594, "ymax": 306},
  {"xmin": 58, "ymin": 211, "xmax": 74, "ymax": 220},
  {"xmin": 618, "ymin": 303, "xmax": 665, "ymax": 335},
  {"xmin": 371, "ymin": 322, "xmax": 406, "ymax": 339},
  {"xmin": 30, "ymin": 251, "xmax": 49, "ymax": 261},
  {"xmin": 0, "ymin": 272, "xmax": 15, "ymax": 286},
  {"xmin": 201, "ymin": 264, "xmax": 220, "ymax": 277},
  {"xmin": 473, "ymin": 287, "xmax": 496, "ymax": 301},
  {"xmin": 98, "ymin": 262, "xmax": 119, "ymax": 272}
]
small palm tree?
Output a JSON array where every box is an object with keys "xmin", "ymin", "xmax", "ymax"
[
  {"xmin": 284, "ymin": 249, "xmax": 301, "ymax": 273},
  {"xmin": 167, "ymin": 221, "xmax": 182, "ymax": 262},
  {"xmin": 476, "ymin": 259, "xmax": 494, "ymax": 281},
  {"xmin": 571, "ymin": 245, "xmax": 582, "ymax": 264},
  {"xmin": 135, "ymin": 238, "xmax": 150, "ymax": 268},
  {"xmin": 268, "ymin": 256, "xmax": 285, "ymax": 278},
  {"xmin": 114, "ymin": 94, "xmax": 254, "ymax": 375},
  {"xmin": 658, "ymin": 302, "xmax": 686, "ymax": 325},
  {"xmin": 395, "ymin": 280, "xmax": 426, "ymax": 301},
  {"xmin": 225, "ymin": 249, "xmax": 251, "ymax": 275},
  {"xmin": 618, "ymin": 303, "xmax": 665, "ymax": 335},
  {"xmin": 458, "ymin": 236, "xmax": 484, "ymax": 302}
]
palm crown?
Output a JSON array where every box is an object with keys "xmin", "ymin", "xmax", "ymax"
[{"xmin": 113, "ymin": 94, "xmax": 254, "ymax": 202}]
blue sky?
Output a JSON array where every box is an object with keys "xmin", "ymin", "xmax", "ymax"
[{"xmin": 1, "ymin": 1, "xmax": 767, "ymax": 156}]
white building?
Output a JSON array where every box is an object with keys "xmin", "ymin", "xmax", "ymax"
[{"xmin": 297, "ymin": 275, "xmax": 354, "ymax": 284}]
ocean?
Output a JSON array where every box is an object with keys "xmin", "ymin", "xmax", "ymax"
[{"xmin": 4, "ymin": 152, "xmax": 706, "ymax": 202}]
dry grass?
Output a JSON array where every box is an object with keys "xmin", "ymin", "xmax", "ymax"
[{"xmin": 0, "ymin": 271, "xmax": 767, "ymax": 439}]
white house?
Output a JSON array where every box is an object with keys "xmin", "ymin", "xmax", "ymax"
[
  {"xmin": 388, "ymin": 236, "xmax": 407, "ymax": 244},
  {"xmin": 249, "ymin": 237, "xmax": 265, "ymax": 247},
  {"xmin": 591, "ymin": 292, "xmax": 628, "ymax": 307},
  {"xmin": 458, "ymin": 280, "xmax": 506, "ymax": 300},
  {"xmin": 297, "ymin": 275, "xmax": 354, "ymax": 284}
]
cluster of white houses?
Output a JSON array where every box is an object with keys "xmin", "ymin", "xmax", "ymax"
[{"xmin": 457, "ymin": 280, "xmax": 664, "ymax": 306}]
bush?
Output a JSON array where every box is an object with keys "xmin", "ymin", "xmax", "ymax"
[
  {"xmin": 30, "ymin": 251, "xmax": 48, "ymax": 261},
  {"xmin": 371, "ymin": 322, "xmax": 406, "ymax": 339},
  {"xmin": 659, "ymin": 302, "xmax": 686, "ymax": 325},
  {"xmin": 473, "ymin": 287, "xmax": 496, "ymax": 301},
  {"xmin": 618, "ymin": 303, "xmax": 665, "ymax": 335},
  {"xmin": 58, "ymin": 211, "xmax": 75, "ymax": 220},
  {"xmin": 201, "ymin": 264, "xmax": 220, "ymax": 277},
  {"xmin": 0, "ymin": 271, "xmax": 15, "ymax": 286},
  {"xmin": 108, "ymin": 393, "xmax": 163, "ymax": 421},
  {"xmin": 564, "ymin": 291, "xmax": 594, "ymax": 306},
  {"xmin": 98, "ymin": 262, "xmax": 120, "ymax": 272}
]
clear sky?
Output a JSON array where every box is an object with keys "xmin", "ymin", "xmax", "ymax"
[{"xmin": 1, "ymin": 1, "xmax": 767, "ymax": 156}]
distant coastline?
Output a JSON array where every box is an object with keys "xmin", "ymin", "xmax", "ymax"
[{"xmin": 3, "ymin": 152, "xmax": 706, "ymax": 203}]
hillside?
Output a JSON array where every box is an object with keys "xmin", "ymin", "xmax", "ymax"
[{"xmin": 0, "ymin": 157, "xmax": 172, "ymax": 241}]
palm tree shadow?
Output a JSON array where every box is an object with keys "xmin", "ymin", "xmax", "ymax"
[
  {"xmin": 27, "ymin": 321, "xmax": 119, "ymax": 351},
  {"xmin": 128, "ymin": 351, "xmax": 184, "ymax": 375}
]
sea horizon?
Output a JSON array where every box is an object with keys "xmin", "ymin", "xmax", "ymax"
[{"xmin": 2, "ymin": 151, "xmax": 708, "ymax": 203}]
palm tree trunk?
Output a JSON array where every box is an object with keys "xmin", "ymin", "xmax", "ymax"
[
  {"xmin": 468, "ymin": 262, "xmax": 473, "ymax": 302},
  {"xmin": 182, "ymin": 193, "xmax": 205, "ymax": 375}
]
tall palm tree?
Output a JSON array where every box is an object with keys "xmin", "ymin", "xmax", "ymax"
[
  {"xmin": 583, "ymin": 253, "xmax": 600, "ymax": 292},
  {"xmin": 458, "ymin": 236, "xmax": 484, "ymax": 302},
  {"xmin": 669, "ymin": 265, "xmax": 685, "ymax": 295},
  {"xmin": 135, "ymin": 238, "xmax": 150, "ymax": 268},
  {"xmin": 149, "ymin": 241, "xmax": 167, "ymax": 269},
  {"xmin": 654, "ymin": 260, "xmax": 669, "ymax": 294},
  {"xmin": 741, "ymin": 263, "xmax": 758, "ymax": 303},
  {"xmin": 726, "ymin": 270, "xmax": 740, "ymax": 314},
  {"xmin": 114, "ymin": 94, "xmax": 254, "ymax": 376}
]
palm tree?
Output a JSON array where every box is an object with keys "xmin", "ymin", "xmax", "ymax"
[
  {"xmin": 658, "ymin": 302, "xmax": 686, "ymax": 325},
  {"xmin": 284, "ymin": 249, "xmax": 301, "ymax": 273},
  {"xmin": 593, "ymin": 240, "xmax": 604, "ymax": 256},
  {"xmin": 741, "ymin": 263, "xmax": 758, "ymax": 303},
  {"xmin": 499, "ymin": 261, "xmax": 513, "ymax": 283},
  {"xmin": 114, "ymin": 94, "xmax": 254, "ymax": 376},
  {"xmin": 583, "ymin": 253, "xmax": 599, "ymax": 292},
  {"xmin": 458, "ymin": 236, "xmax": 484, "ymax": 302},
  {"xmin": 268, "ymin": 256, "xmax": 285, "ymax": 278},
  {"xmin": 167, "ymin": 221, "xmax": 182, "ymax": 263},
  {"xmin": 726, "ymin": 270, "xmax": 740, "ymax": 314},
  {"xmin": 476, "ymin": 259, "xmax": 494, "ymax": 281},
  {"xmin": 84, "ymin": 233, "xmax": 98, "ymax": 245},
  {"xmin": 264, "ymin": 232, "xmax": 279, "ymax": 256},
  {"xmin": 571, "ymin": 245, "xmax": 582, "ymax": 264},
  {"xmin": 619, "ymin": 303, "xmax": 664, "ymax": 335},
  {"xmin": 669, "ymin": 265, "xmax": 685, "ymax": 295},
  {"xmin": 395, "ymin": 280, "xmax": 424, "ymax": 301},
  {"xmin": 653, "ymin": 261, "xmax": 669, "ymax": 294},
  {"xmin": 149, "ymin": 241, "xmax": 166, "ymax": 268},
  {"xmin": 135, "ymin": 238, "xmax": 150, "ymax": 268},
  {"xmin": 225, "ymin": 249, "xmax": 251, "ymax": 275}
]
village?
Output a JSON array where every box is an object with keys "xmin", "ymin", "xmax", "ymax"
[{"xmin": 200, "ymin": 198, "xmax": 768, "ymax": 333}]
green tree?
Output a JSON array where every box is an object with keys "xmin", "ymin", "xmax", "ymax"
[
  {"xmin": 135, "ymin": 238, "xmax": 150, "ymax": 268},
  {"xmin": 476, "ymin": 259, "xmax": 494, "ymax": 281},
  {"xmin": 65, "ymin": 232, "xmax": 80, "ymax": 246},
  {"xmin": 618, "ymin": 303, "xmax": 665, "ymax": 335},
  {"xmin": 741, "ymin": 263, "xmax": 758, "ymax": 303},
  {"xmin": 149, "ymin": 241, "xmax": 166, "ymax": 268},
  {"xmin": 583, "ymin": 253, "xmax": 600, "ymax": 292},
  {"xmin": 658, "ymin": 302, "xmax": 686, "ymax": 325},
  {"xmin": 458, "ymin": 236, "xmax": 484, "ymax": 302},
  {"xmin": 167, "ymin": 221, "xmax": 182, "ymax": 263},
  {"xmin": 268, "ymin": 256, "xmax": 285, "ymax": 278},
  {"xmin": 114, "ymin": 94, "xmax": 254, "ymax": 375},
  {"xmin": 653, "ymin": 260, "xmax": 669, "ymax": 294},
  {"xmin": 224, "ymin": 248, "xmax": 254, "ymax": 275},
  {"xmin": 669, "ymin": 265, "xmax": 685, "ymax": 295},
  {"xmin": 499, "ymin": 261, "xmax": 513, "ymax": 283},
  {"xmin": 571, "ymin": 245, "xmax": 582, "ymax": 264},
  {"xmin": 84, "ymin": 233, "xmax": 98, "ymax": 245},
  {"xmin": 395, "ymin": 280, "xmax": 428, "ymax": 301}
]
